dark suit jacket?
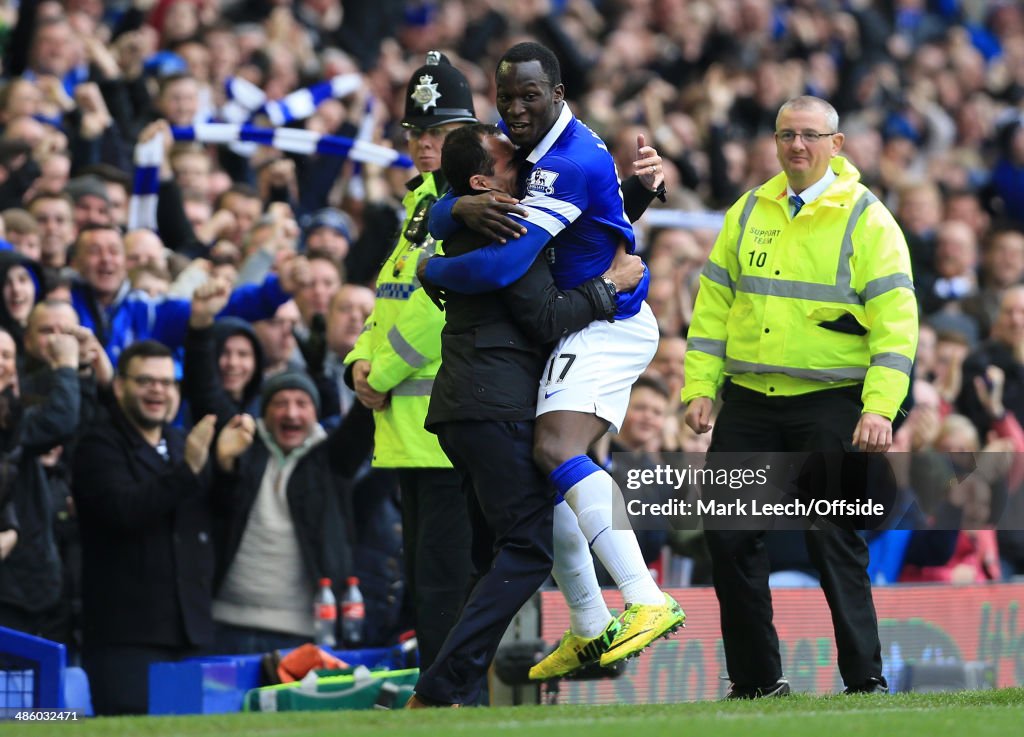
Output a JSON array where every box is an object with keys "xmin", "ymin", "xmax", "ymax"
[{"xmin": 72, "ymin": 406, "xmax": 214, "ymax": 650}]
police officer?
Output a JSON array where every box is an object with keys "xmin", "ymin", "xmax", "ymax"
[
  {"xmin": 343, "ymin": 52, "xmax": 476, "ymax": 671},
  {"xmin": 683, "ymin": 96, "xmax": 917, "ymax": 698}
]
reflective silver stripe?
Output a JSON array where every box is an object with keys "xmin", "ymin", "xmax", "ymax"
[
  {"xmin": 734, "ymin": 189, "xmax": 760, "ymax": 263},
  {"xmin": 870, "ymin": 352, "xmax": 913, "ymax": 376},
  {"xmin": 392, "ymin": 378, "xmax": 434, "ymax": 396},
  {"xmin": 688, "ymin": 337, "xmax": 726, "ymax": 358},
  {"xmin": 701, "ymin": 261, "xmax": 733, "ymax": 290},
  {"xmin": 387, "ymin": 326, "xmax": 429, "ymax": 368},
  {"xmin": 737, "ymin": 275, "xmax": 859, "ymax": 303},
  {"xmin": 725, "ymin": 358, "xmax": 867, "ymax": 382},
  {"xmin": 860, "ymin": 273, "xmax": 915, "ymax": 302},
  {"xmin": 834, "ymin": 190, "xmax": 877, "ymax": 291}
]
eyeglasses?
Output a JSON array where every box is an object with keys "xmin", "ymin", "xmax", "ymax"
[
  {"xmin": 404, "ymin": 125, "xmax": 460, "ymax": 141},
  {"xmin": 125, "ymin": 374, "xmax": 177, "ymax": 389},
  {"xmin": 775, "ymin": 130, "xmax": 838, "ymax": 144}
]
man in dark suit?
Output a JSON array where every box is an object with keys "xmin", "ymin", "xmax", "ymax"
[{"xmin": 72, "ymin": 340, "xmax": 218, "ymax": 715}]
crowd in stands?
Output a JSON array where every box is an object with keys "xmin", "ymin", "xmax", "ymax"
[{"xmin": 0, "ymin": 0, "xmax": 1023, "ymax": 712}]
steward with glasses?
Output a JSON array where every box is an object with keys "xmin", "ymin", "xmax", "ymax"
[{"xmin": 683, "ymin": 96, "xmax": 917, "ymax": 698}]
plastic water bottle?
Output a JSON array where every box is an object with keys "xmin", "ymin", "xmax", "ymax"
[
  {"xmin": 341, "ymin": 576, "xmax": 365, "ymax": 646},
  {"xmin": 314, "ymin": 577, "xmax": 337, "ymax": 648}
]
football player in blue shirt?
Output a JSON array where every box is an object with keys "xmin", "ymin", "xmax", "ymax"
[{"xmin": 421, "ymin": 42, "xmax": 684, "ymax": 678}]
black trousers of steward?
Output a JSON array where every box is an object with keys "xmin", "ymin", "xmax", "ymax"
[{"xmin": 704, "ymin": 383, "xmax": 884, "ymax": 689}]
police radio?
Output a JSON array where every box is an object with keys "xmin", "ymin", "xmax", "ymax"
[
  {"xmin": 403, "ymin": 194, "xmax": 437, "ymax": 245},
  {"xmin": 395, "ymin": 195, "xmax": 439, "ymax": 277}
]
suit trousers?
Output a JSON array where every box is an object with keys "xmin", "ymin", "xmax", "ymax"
[
  {"xmin": 704, "ymin": 383, "xmax": 883, "ymax": 689},
  {"xmin": 397, "ymin": 467, "xmax": 473, "ymax": 671},
  {"xmin": 414, "ymin": 420, "xmax": 554, "ymax": 705}
]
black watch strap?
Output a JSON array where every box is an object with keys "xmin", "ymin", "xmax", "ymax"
[{"xmin": 586, "ymin": 277, "xmax": 618, "ymax": 321}]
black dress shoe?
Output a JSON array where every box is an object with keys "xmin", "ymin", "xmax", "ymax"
[
  {"xmin": 843, "ymin": 676, "xmax": 888, "ymax": 695},
  {"xmin": 404, "ymin": 693, "xmax": 461, "ymax": 708},
  {"xmin": 726, "ymin": 678, "xmax": 792, "ymax": 699}
]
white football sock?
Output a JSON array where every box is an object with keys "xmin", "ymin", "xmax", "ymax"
[
  {"xmin": 551, "ymin": 500, "xmax": 613, "ymax": 638},
  {"xmin": 565, "ymin": 470, "xmax": 663, "ymax": 606}
]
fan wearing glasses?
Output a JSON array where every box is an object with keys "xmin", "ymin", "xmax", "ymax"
[
  {"xmin": 72, "ymin": 340, "xmax": 220, "ymax": 715},
  {"xmin": 684, "ymin": 95, "xmax": 916, "ymax": 698}
]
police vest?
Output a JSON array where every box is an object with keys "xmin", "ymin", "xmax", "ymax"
[{"xmin": 344, "ymin": 171, "xmax": 452, "ymax": 468}]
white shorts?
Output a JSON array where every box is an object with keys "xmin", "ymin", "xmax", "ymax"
[{"xmin": 536, "ymin": 301, "xmax": 659, "ymax": 433}]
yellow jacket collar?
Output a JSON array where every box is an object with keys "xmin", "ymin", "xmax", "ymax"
[{"xmin": 756, "ymin": 156, "xmax": 861, "ymax": 209}]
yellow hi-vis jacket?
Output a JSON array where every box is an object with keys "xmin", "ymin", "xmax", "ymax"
[
  {"xmin": 344, "ymin": 171, "xmax": 452, "ymax": 468},
  {"xmin": 682, "ymin": 156, "xmax": 918, "ymax": 420}
]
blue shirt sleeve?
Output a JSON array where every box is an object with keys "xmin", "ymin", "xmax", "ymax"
[
  {"xmin": 151, "ymin": 296, "xmax": 192, "ymax": 351},
  {"xmin": 424, "ymin": 220, "xmax": 552, "ymax": 294},
  {"xmin": 219, "ymin": 274, "xmax": 289, "ymax": 321},
  {"xmin": 425, "ymin": 156, "xmax": 588, "ymax": 294},
  {"xmin": 427, "ymin": 192, "xmax": 459, "ymax": 241},
  {"xmin": 149, "ymin": 275, "xmax": 288, "ymax": 353}
]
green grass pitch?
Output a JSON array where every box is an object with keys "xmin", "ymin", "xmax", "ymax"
[{"xmin": 6, "ymin": 688, "xmax": 1023, "ymax": 737}]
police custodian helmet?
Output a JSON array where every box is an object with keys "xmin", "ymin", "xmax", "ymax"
[{"xmin": 401, "ymin": 51, "xmax": 477, "ymax": 129}]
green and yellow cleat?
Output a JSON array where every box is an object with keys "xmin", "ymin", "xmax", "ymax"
[
  {"xmin": 528, "ymin": 617, "xmax": 622, "ymax": 681},
  {"xmin": 599, "ymin": 593, "xmax": 685, "ymax": 667}
]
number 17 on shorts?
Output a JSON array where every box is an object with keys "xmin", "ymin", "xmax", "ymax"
[{"xmin": 535, "ymin": 304, "xmax": 659, "ymax": 432}]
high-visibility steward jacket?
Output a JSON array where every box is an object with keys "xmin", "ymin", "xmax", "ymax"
[
  {"xmin": 344, "ymin": 171, "xmax": 452, "ymax": 468},
  {"xmin": 682, "ymin": 157, "xmax": 917, "ymax": 420}
]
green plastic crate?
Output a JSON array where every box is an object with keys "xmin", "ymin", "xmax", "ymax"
[{"xmin": 244, "ymin": 668, "xmax": 420, "ymax": 712}]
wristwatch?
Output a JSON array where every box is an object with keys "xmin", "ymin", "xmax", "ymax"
[
  {"xmin": 598, "ymin": 274, "xmax": 614, "ymax": 300},
  {"xmin": 593, "ymin": 275, "xmax": 619, "ymax": 321}
]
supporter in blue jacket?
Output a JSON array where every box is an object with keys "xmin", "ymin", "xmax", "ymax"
[{"xmin": 68, "ymin": 224, "xmax": 308, "ymax": 365}]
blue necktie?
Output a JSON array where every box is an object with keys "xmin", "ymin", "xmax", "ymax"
[{"xmin": 790, "ymin": 194, "xmax": 804, "ymax": 218}]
